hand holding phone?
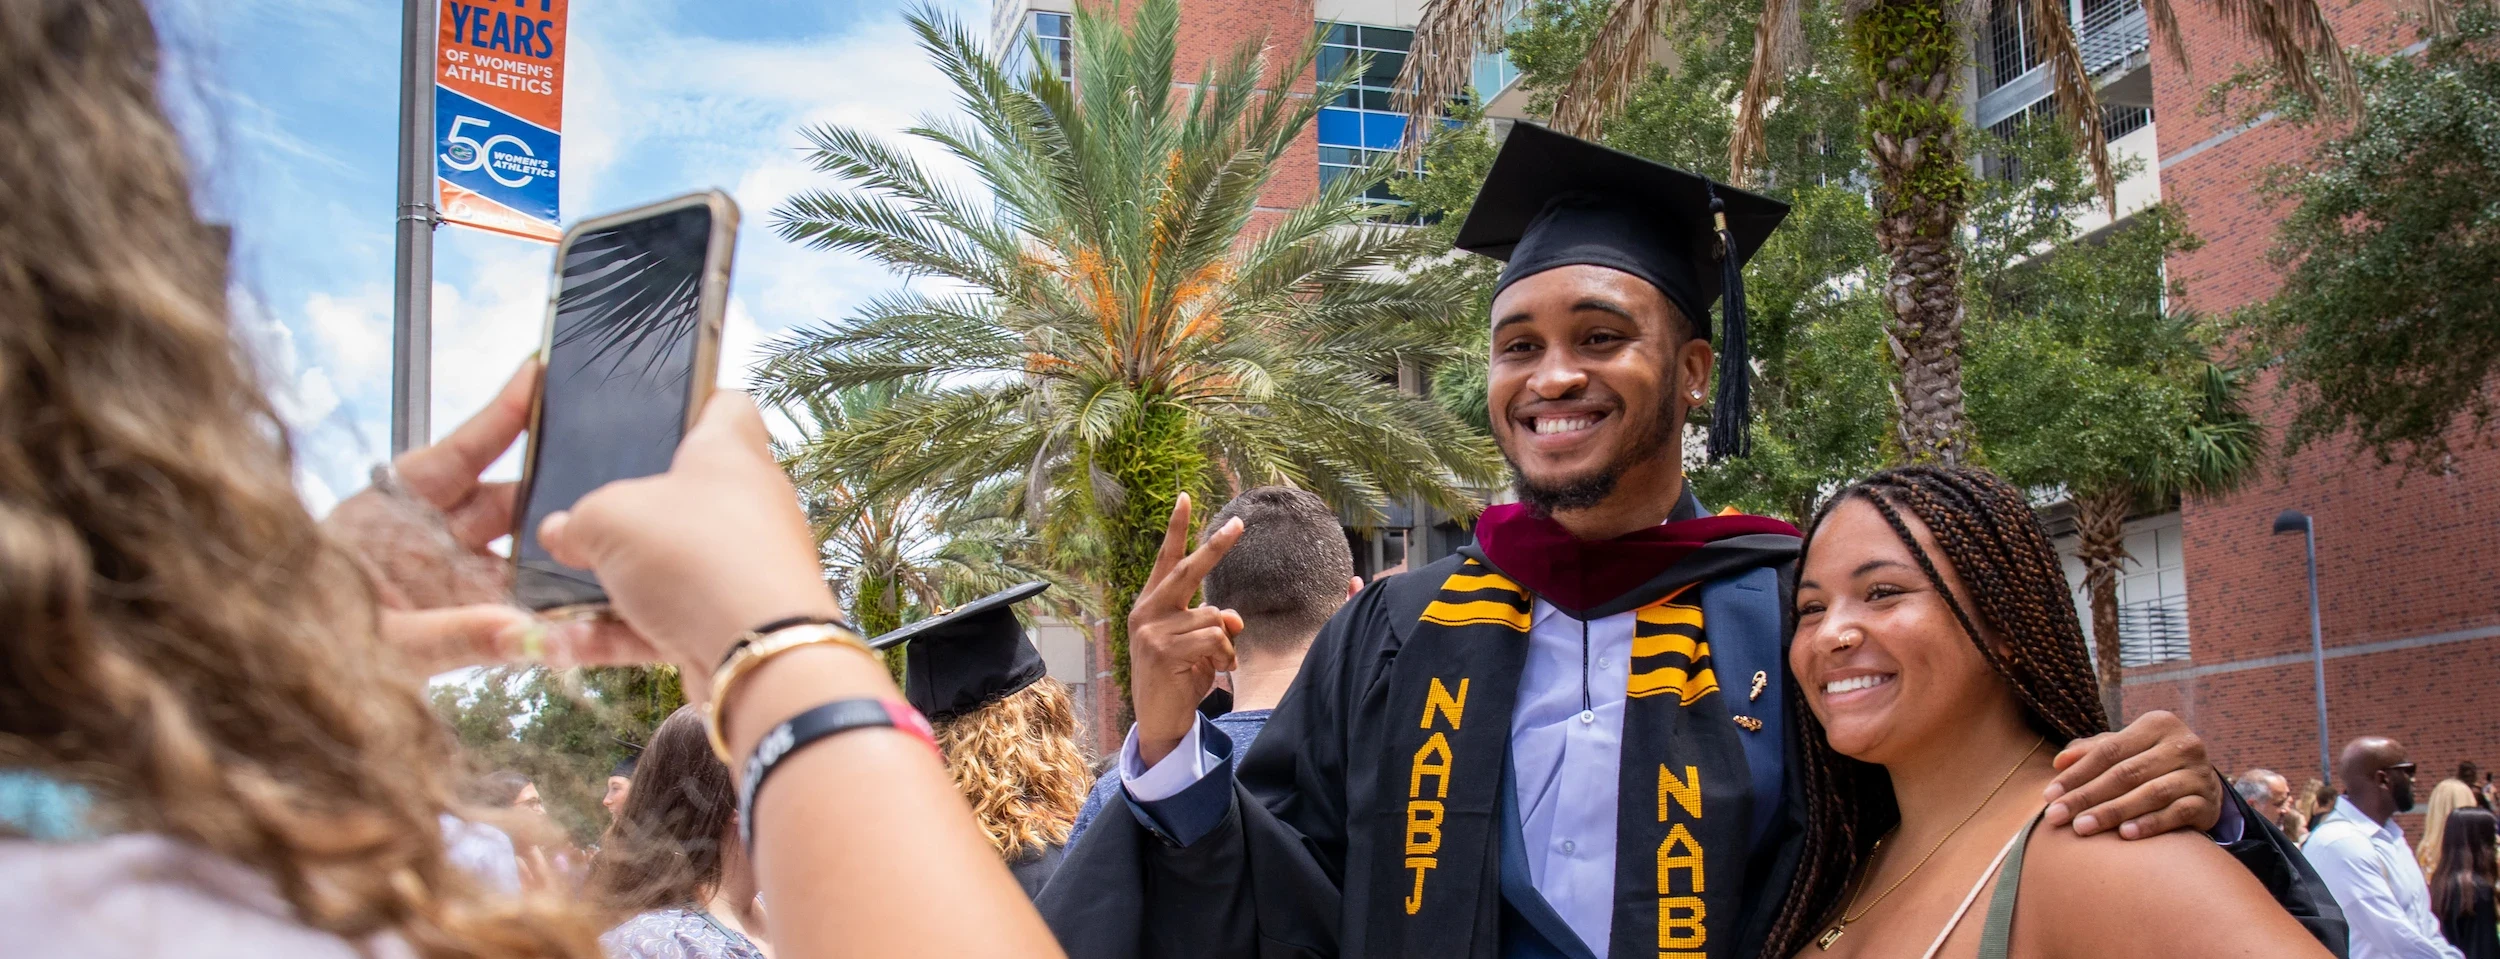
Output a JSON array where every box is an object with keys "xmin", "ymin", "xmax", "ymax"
[{"xmin": 513, "ymin": 191, "xmax": 739, "ymax": 614}]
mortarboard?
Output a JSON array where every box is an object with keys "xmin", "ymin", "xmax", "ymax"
[
  {"xmin": 870, "ymin": 581, "xmax": 1052, "ymax": 722},
  {"xmin": 1452, "ymin": 122, "xmax": 1790, "ymax": 460},
  {"xmin": 610, "ymin": 740, "xmax": 641, "ymax": 779}
]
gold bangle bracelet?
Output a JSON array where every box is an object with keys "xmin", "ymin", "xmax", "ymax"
[{"xmin": 706, "ymin": 622, "xmax": 877, "ymax": 764}]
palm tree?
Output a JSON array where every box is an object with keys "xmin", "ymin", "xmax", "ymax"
[
  {"xmin": 781, "ymin": 385, "xmax": 1081, "ymax": 647},
  {"xmin": 2067, "ymin": 362, "xmax": 2263, "ymax": 720},
  {"xmin": 1395, "ymin": 0, "xmax": 2351, "ymax": 463},
  {"xmin": 754, "ymin": 0, "xmax": 1504, "ymax": 710}
]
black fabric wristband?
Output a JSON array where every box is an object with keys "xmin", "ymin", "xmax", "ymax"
[
  {"xmin": 717, "ymin": 615, "xmax": 851, "ymax": 670},
  {"xmin": 737, "ymin": 698, "xmax": 930, "ymax": 850}
]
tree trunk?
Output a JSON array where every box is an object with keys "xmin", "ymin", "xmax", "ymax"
[
  {"xmin": 1851, "ymin": 0, "xmax": 1975, "ymax": 465},
  {"xmin": 2073, "ymin": 486, "xmax": 2132, "ymax": 724},
  {"xmin": 1096, "ymin": 400, "xmax": 1207, "ymax": 730},
  {"xmin": 858, "ymin": 572, "xmax": 908, "ymax": 682}
]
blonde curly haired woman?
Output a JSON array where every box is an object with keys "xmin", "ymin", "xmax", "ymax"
[{"xmin": 871, "ymin": 583, "xmax": 1091, "ymax": 895}]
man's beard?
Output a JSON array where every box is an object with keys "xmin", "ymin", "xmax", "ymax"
[
  {"xmin": 1502, "ymin": 388, "xmax": 1684, "ymax": 516},
  {"xmin": 2392, "ymin": 778, "xmax": 2417, "ymax": 814}
]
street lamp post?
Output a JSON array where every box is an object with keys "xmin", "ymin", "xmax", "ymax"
[{"xmin": 2273, "ymin": 510, "xmax": 2329, "ymax": 782}]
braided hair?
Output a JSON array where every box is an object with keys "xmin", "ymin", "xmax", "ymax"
[{"xmin": 1759, "ymin": 465, "xmax": 2110, "ymax": 958}]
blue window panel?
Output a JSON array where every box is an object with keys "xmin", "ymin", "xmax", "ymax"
[
  {"xmin": 1318, "ymin": 108, "xmax": 1362, "ymax": 147},
  {"xmin": 1360, "ymin": 112, "xmax": 1406, "ymax": 150}
]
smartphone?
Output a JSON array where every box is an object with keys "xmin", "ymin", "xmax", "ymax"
[{"xmin": 510, "ymin": 190, "xmax": 739, "ymax": 615}]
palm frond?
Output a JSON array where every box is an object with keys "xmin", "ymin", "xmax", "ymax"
[
  {"xmin": 2139, "ymin": 0, "xmax": 2357, "ymax": 111},
  {"xmin": 2027, "ymin": 0, "xmax": 2117, "ymax": 211},
  {"xmin": 1393, "ymin": 0, "xmax": 1512, "ymax": 160},
  {"xmin": 1731, "ymin": 0, "xmax": 1807, "ymax": 186},
  {"xmin": 1550, "ymin": 0, "xmax": 1681, "ymax": 138}
]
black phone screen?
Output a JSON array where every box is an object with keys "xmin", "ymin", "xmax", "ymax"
[{"xmin": 513, "ymin": 204, "xmax": 715, "ymax": 610}]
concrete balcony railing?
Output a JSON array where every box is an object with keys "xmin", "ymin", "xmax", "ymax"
[{"xmin": 1977, "ymin": 0, "xmax": 2153, "ymax": 130}]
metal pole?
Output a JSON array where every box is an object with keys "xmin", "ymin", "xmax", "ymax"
[
  {"xmin": 2305, "ymin": 523, "xmax": 2329, "ymax": 783},
  {"xmin": 391, "ymin": 0, "xmax": 437, "ymax": 454}
]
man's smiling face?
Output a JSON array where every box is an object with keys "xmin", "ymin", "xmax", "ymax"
[{"xmin": 1486, "ymin": 264, "xmax": 1711, "ymax": 515}]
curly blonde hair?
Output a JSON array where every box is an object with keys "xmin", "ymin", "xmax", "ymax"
[
  {"xmin": 0, "ymin": 2, "xmax": 594, "ymax": 955},
  {"xmin": 933, "ymin": 677, "xmax": 1091, "ymax": 859}
]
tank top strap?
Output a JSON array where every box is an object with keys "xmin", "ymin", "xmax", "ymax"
[{"xmin": 1975, "ymin": 810, "xmax": 2049, "ymax": 959}]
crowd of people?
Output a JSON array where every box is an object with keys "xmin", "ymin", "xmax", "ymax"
[
  {"xmin": 0, "ymin": 3, "xmax": 2489, "ymax": 958},
  {"xmin": 2236, "ymin": 759, "xmax": 2500, "ymax": 958}
]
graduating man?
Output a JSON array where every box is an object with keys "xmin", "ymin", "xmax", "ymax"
[{"xmin": 1039, "ymin": 124, "xmax": 2335, "ymax": 959}]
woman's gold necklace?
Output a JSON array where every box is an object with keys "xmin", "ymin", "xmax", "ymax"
[{"xmin": 1816, "ymin": 736, "xmax": 2046, "ymax": 950}]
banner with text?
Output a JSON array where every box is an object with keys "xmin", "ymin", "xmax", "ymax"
[{"xmin": 436, "ymin": 0, "xmax": 569, "ymax": 242}]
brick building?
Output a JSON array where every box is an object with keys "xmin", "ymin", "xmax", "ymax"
[
  {"xmin": 2120, "ymin": 0, "xmax": 2500, "ymax": 828},
  {"xmin": 992, "ymin": 0, "xmax": 2500, "ymax": 781}
]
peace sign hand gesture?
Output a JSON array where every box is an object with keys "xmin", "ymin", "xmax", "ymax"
[{"xmin": 1130, "ymin": 493, "xmax": 1247, "ymax": 767}]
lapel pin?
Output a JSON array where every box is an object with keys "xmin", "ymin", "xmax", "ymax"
[
  {"xmin": 1749, "ymin": 670, "xmax": 1767, "ymax": 701},
  {"xmin": 1733, "ymin": 715, "xmax": 1764, "ymax": 732}
]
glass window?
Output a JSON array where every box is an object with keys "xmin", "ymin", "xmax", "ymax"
[
  {"xmin": 1316, "ymin": 23, "xmax": 1429, "ymax": 220},
  {"xmin": 1032, "ymin": 11, "xmax": 1073, "ymax": 82}
]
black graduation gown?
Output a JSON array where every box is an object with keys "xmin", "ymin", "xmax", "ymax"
[
  {"xmin": 1036, "ymin": 557, "xmax": 2350, "ymax": 959},
  {"xmin": 1037, "ymin": 546, "xmax": 1801, "ymax": 959},
  {"xmin": 1010, "ymin": 842, "xmax": 1069, "ymax": 899}
]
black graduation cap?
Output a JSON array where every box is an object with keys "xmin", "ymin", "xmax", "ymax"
[
  {"xmin": 609, "ymin": 736, "xmax": 642, "ymax": 779},
  {"xmin": 869, "ymin": 581, "xmax": 1052, "ymax": 722},
  {"xmin": 1453, "ymin": 122, "xmax": 1790, "ymax": 460}
]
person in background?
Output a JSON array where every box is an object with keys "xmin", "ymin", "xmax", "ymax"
[
  {"xmin": 2458, "ymin": 763, "xmax": 2492, "ymax": 812},
  {"xmin": 2423, "ymin": 778, "xmax": 2483, "ymax": 874},
  {"xmin": 2431, "ymin": 807, "xmax": 2500, "ymax": 959},
  {"xmin": 2310, "ymin": 737, "xmax": 2464, "ymax": 959},
  {"xmin": 442, "ymin": 769, "xmax": 533, "ymax": 894},
  {"xmin": 604, "ymin": 754, "xmax": 638, "ymax": 826},
  {"xmin": 2239, "ymin": 768, "xmax": 2297, "ymax": 832},
  {"xmin": 2308, "ymin": 778, "xmax": 2345, "ymax": 843},
  {"xmin": 2284, "ymin": 777, "xmax": 2323, "ymax": 845},
  {"xmin": 592, "ymin": 708, "xmax": 768, "ymax": 959},
  {"xmin": 1065, "ymin": 486, "xmax": 1362, "ymax": 846},
  {"xmin": 866, "ymin": 583, "xmax": 1091, "ymax": 896}
]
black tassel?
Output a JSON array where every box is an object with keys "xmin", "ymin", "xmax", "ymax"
[{"xmin": 1706, "ymin": 190, "xmax": 1753, "ymax": 461}]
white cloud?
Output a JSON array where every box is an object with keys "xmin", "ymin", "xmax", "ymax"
[{"xmin": 302, "ymin": 288, "xmax": 394, "ymax": 387}]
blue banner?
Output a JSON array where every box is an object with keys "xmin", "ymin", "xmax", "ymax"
[{"xmin": 435, "ymin": 85, "xmax": 562, "ymax": 239}]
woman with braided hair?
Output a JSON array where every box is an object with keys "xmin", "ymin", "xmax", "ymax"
[{"xmin": 1771, "ymin": 466, "xmax": 2336, "ymax": 959}]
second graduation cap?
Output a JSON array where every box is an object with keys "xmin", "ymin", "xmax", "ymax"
[
  {"xmin": 1452, "ymin": 122, "xmax": 1790, "ymax": 460},
  {"xmin": 870, "ymin": 581, "xmax": 1051, "ymax": 723}
]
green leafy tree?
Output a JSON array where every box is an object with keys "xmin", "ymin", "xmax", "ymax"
[
  {"xmin": 2246, "ymin": 5, "xmax": 2500, "ymax": 472},
  {"xmin": 1399, "ymin": 0, "xmax": 2351, "ymax": 465},
  {"xmin": 1966, "ymin": 126, "xmax": 2264, "ymax": 719},
  {"xmin": 754, "ymin": 0, "xmax": 1503, "ymax": 713},
  {"xmin": 431, "ymin": 665, "xmax": 684, "ymax": 845}
]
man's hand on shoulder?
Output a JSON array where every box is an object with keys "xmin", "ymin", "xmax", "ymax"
[
  {"xmin": 2040, "ymin": 709, "xmax": 2225, "ymax": 839},
  {"xmin": 1129, "ymin": 494, "xmax": 1246, "ymax": 768}
]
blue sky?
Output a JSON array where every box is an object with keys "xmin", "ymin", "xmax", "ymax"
[{"xmin": 161, "ymin": 0, "xmax": 983, "ymax": 512}]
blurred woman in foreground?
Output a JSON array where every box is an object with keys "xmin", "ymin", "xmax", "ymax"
[
  {"xmin": 1775, "ymin": 466, "xmax": 2330, "ymax": 959},
  {"xmin": 592, "ymin": 708, "xmax": 767, "ymax": 959},
  {"xmin": 0, "ymin": 1, "xmax": 1059, "ymax": 956}
]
